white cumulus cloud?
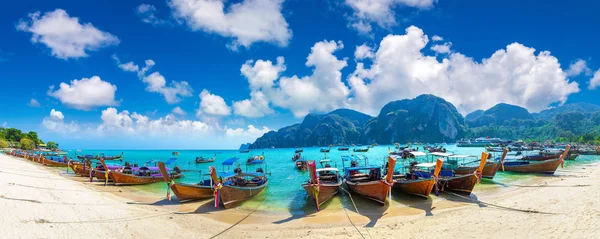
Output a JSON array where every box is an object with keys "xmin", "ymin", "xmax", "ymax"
[
  {"xmin": 167, "ymin": 0, "xmax": 292, "ymax": 49},
  {"xmin": 42, "ymin": 109, "xmax": 80, "ymax": 133},
  {"xmin": 28, "ymin": 98, "xmax": 40, "ymax": 107},
  {"xmin": 566, "ymin": 59, "xmax": 592, "ymax": 77},
  {"xmin": 345, "ymin": 0, "xmax": 436, "ymax": 34},
  {"xmin": 431, "ymin": 42, "xmax": 451, "ymax": 54},
  {"xmin": 112, "ymin": 56, "xmax": 192, "ymax": 104},
  {"xmin": 172, "ymin": 106, "xmax": 186, "ymax": 115},
  {"xmin": 17, "ymin": 9, "xmax": 119, "ymax": 59},
  {"xmin": 136, "ymin": 4, "xmax": 169, "ymax": 26},
  {"xmin": 354, "ymin": 44, "xmax": 374, "ymax": 60},
  {"xmin": 589, "ymin": 70, "xmax": 600, "ymax": 90},
  {"xmin": 97, "ymin": 107, "xmax": 211, "ymax": 136},
  {"xmin": 235, "ymin": 40, "xmax": 350, "ymax": 118},
  {"xmin": 348, "ymin": 25, "xmax": 580, "ymax": 114},
  {"xmin": 225, "ymin": 125, "xmax": 271, "ymax": 143},
  {"xmin": 198, "ymin": 89, "xmax": 231, "ymax": 116},
  {"xmin": 48, "ymin": 76, "xmax": 119, "ymax": 110}
]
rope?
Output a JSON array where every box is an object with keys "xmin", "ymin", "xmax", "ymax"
[
  {"xmin": 7, "ymin": 182, "xmax": 123, "ymax": 192},
  {"xmin": 26, "ymin": 212, "xmax": 171, "ymax": 224},
  {"xmin": 339, "ymin": 187, "xmax": 372, "ymax": 239},
  {"xmin": 443, "ymin": 191, "xmax": 560, "ymax": 215},
  {"xmin": 209, "ymin": 177, "xmax": 282, "ymax": 239}
]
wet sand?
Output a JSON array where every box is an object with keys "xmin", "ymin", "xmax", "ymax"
[{"xmin": 1, "ymin": 153, "xmax": 599, "ymax": 238}]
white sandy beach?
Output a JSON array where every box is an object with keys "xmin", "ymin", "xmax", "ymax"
[{"xmin": 1, "ymin": 153, "xmax": 599, "ymax": 238}]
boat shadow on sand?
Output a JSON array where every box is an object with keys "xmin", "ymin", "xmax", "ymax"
[
  {"xmin": 389, "ymin": 190, "xmax": 435, "ymax": 216},
  {"xmin": 273, "ymin": 190, "xmax": 322, "ymax": 224}
]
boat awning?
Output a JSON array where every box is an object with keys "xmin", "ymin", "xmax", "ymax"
[
  {"xmin": 430, "ymin": 152, "xmax": 453, "ymax": 157},
  {"xmin": 342, "ymin": 155, "xmax": 359, "ymax": 161},
  {"xmin": 448, "ymin": 154, "xmax": 474, "ymax": 158},
  {"xmin": 217, "ymin": 172, "xmax": 236, "ymax": 178},
  {"xmin": 317, "ymin": 167, "xmax": 339, "ymax": 172},
  {"xmin": 164, "ymin": 157, "xmax": 177, "ymax": 165},
  {"xmin": 415, "ymin": 162, "xmax": 436, "ymax": 168},
  {"xmin": 409, "ymin": 151, "xmax": 427, "ymax": 157},
  {"xmin": 344, "ymin": 166, "xmax": 380, "ymax": 171},
  {"xmin": 222, "ymin": 157, "xmax": 239, "ymax": 165}
]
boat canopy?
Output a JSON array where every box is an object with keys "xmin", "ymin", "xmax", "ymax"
[
  {"xmin": 317, "ymin": 167, "xmax": 339, "ymax": 172},
  {"xmin": 247, "ymin": 160, "xmax": 265, "ymax": 165},
  {"xmin": 415, "ymin": 162, "xmax": 437, "ymax": 168},
  {"xmin": 409, "ymin": 151, "xmax": 427, "ymax": 157},
  {"xmin": 217, "ymin": 171, "xmax": 264, "ymax": 178},
  {"xmin": 342, "ymin": 155, "xmax": 367, "ymax": 161},
  {"xmin": 222, "ymin": 157, "xmax": 240, "ymax": 165},
  {"xmin": 164, "ymin": 157, "xmax": 177, "ymax": 165},
  {"xmin": 430, "ymin": 152, "xmax": 453, "ymax": 157},
  {"xmin": 344, "ymin": 166, "xmax": 380, "ymax": 171},
  {"xmin": 448, "ymin": 154, "xmax": 475, "ymax": 158}
]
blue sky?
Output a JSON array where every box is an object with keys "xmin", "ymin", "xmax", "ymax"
[{"xmin": 1, "ymin": 0, "xmax": 599, "ymax": 149}]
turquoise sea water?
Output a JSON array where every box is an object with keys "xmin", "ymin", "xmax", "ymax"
[{"xmin": 67, "ymin": 145, "xmax": 600, "ymax": 214}]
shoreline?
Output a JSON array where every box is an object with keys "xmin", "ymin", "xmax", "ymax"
[{"xmin": 1, "ymin": 153, "xmax": 599, "ymax": 238}]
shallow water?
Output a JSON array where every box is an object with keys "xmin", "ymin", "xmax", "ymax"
[{"xmin": 66, "ymin": 145, "xmax": 600, "ymax": 214}]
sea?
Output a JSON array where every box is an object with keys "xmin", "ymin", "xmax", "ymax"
[{"xmin": 66, "ymin": 145, "xmax": 600, "ymax": 214}]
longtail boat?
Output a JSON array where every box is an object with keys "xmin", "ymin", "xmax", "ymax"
[
  {"xmin": 522, "ymin": 152, "xmax": 561, "ymax": 161},
  {"xmin": 295, "ymin": 148, "xmax": 304, "ymax": 153},
  {"xmin": 98, "ymin": 152, "xmax": 124, "ymax": 160},
  {"xmin": 69, "ymin": 159, "xmax": 93, "ymax": 176},
  {"xmin": 210, "ymin": 157, "xmax": 269, "ymax": 208},
  {"xmin": 246, "ymin": 153, "xmax": 265, "ymax": 164},
  {"xmin": 295, "ymin": 158, "xmax": 308, "ymax": 170},
  {"xmin": 566, "ymin": 153, "xmax": 579, "ymax": 160},
  {"xmin": 337, "ymin": 147, "xmax": 349, "ymax": 151},
  {"xmin": 195, "ymin": 154, "xmax": 216, "ymax": 163},
  {"xmin": 42, "ymin": 156, "xmax": 69, "ymax": 167},
  {"xmin": 76, "ymin": 153, "xmax": 96, "ymax": 160},
  {"xmin": 99, "ymin": 158, "xmax": 182, "ymax": 186},
  {"xmin": 302, "ymin": 160, "xmax": 342, "ymax": 210},
  {"xmin": 342, "ymin": 155, "xmax": 396, "ymax": 205},
  {"xmin": 157, "ymin": 162, "xmax": 214, "ymax": 202},
  {"xmin": 392, "ymin": 155, "xmax": 443, "ymax": 198},
  {"xmin": 93, "ymin": 163, "xmax": 122, "ymax": 182},
  {"xmin": 353, "ymin": 147, "xmax": 369, "ymax": 152},
  {"xmin": 453, "ymin": 156, "xmax": 503, "ymax": 179},
  {"xmin": 499, "ymin": 146, "xmax": 570, "ymax": 174},
  {"xmin": 431, "ymin": 152, "xmax": 501, "ymax": 179},
  {"xmin": 434, "ymin": 152, "xmax": 489, "ymax": 195},
  {"xmin": 320, "ymin": 148, "xmax": 330, "ymax": 153}
]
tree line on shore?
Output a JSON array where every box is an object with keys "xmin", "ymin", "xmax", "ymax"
[{"xmin": 0, "ymin": 127, "xmax": 59, "ymax": 150}]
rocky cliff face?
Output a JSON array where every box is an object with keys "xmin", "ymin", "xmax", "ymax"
[
  {"xmin": 363, "ymin": 94, "xmax": 467, "ymax": 144},
  {"xmin": 249, "ymin": 109, "xmax": 372, "ymax": 149},
  {"xmin": 466, "ymin": 103, "xmax": 533, "ymax": 127},
  {"xmin": 250, "ymin": 95, "xmax": 468, "ymax": 148}
]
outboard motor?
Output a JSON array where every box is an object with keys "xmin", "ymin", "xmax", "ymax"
[
  {"xmin": 234, "ymin": 167, "xmax": 242, "ymax": 174},
  {"xmin": 256, "ymin": 167, "xmax": 264, "ymax": 173},
  {"xmin": 173, "ymin": 166, "xmax": 182, "ymax": 174}
]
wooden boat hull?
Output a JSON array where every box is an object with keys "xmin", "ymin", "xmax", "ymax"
[
  {"xmin": 454, "ymin": 162, "xmax": 500, "ymax": 179},
  {"xmin": 566, "ymin": 154, "xmax": 578, "ymax": 160},
  {"xmin": 302, "ymin": 182, "xmax": 341, "ymax": 208},
  {"xmin": 110, "ymin": 171, "xmax": 174, "ymax": 186},
  {"xmin": 43, "ymin": 159, "xmax": 68, "ymax": 167},
  {"xmin": 69, "ymin": 162, "xmax": 92, "ymax": 176},
  {"xmin": 393, "ymin": 178, "xmax": 435, "ymax": 198},
  {"xmin": 94, "ymin": 170, "xmax": 113, "ymax": 182},
  {"xmin": 345, "ymin": 180, "xmax": 389, "ymax": 205},
  {"xmin": 219, "ymin": 181, "xmax": 268, "ymax": 209},
  {"xmin": 169, "ymin": 183, "xmax": 214, "ymax": 202},
  {"xmin": 436, "ymin": 173, "xmax": 478, "ymax": 195},
  {"xmin": 503, "ymin": 158, "xmax": 562, "ymax": 174},
  {"xmin": 523, "ymin": 154, "xmax": 560, "ymax": 161}
]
